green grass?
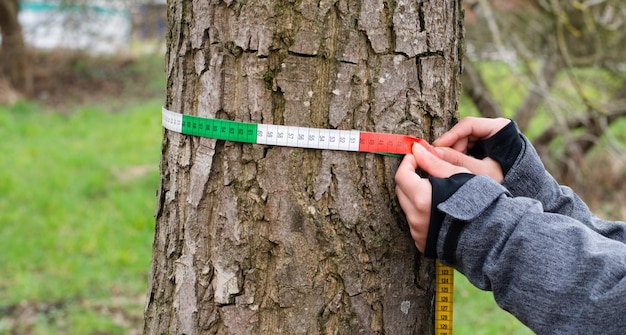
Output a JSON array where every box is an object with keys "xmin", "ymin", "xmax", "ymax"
[
  {"xmin": 0, "ymin": 100, "xmax": 161, "ymax": 334},
  {"xmin": 454, "ymin": 274, "xmax": 533, "ymax": 335}
]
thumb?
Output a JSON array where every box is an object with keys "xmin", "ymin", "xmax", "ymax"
[
  {"xmin": 412, "ymin": 143, "xmax": 469, "ymax": 178},
  {"xmin": 436, "ymin": 147, "xmax": 504, "ymax": 182}
]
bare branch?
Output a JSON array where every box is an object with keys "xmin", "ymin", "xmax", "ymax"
[
  {"xmin": 535, "ymin": 79, "xmax": 626, "ymax": 148},
  {"xmin": 461, "ymin": 57, "xmax": 503, "ymax": 118},
  {"xmin": 513, "ymin": 53, "xmax": 563, "ymax": 131}
]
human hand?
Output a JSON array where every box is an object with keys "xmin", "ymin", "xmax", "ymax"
[
  {"xmin": 433, "ymin": 117, "xmax": 511, "ymax": 183},
  {"xmin": 395, "ymin": 142, "xmax": 470, "ymax": 253}
]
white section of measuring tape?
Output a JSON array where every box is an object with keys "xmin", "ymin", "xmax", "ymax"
[
  {"xmin": 255, "ymin": 124, "xmax": 360, "ymax": 151},
  {"xmin": 162, "ymin": 107, "xmax": 183, "ymax": 133}
]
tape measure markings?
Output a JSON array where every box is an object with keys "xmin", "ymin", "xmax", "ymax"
[
  {"xmin": 163, "ymin": 107, "xmax": 436, "ymax": 156},
  {"xmin": 436, "ymin": 260, "xmax": 454, "ymax": 334},
  {"xmin": 162, "ymin": 107, "xmax": 454, "ymax": 333}
]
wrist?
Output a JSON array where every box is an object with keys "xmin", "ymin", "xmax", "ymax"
[{"xmin": 424, "ymin": 173, "xmax": 475, "ymax": 258}]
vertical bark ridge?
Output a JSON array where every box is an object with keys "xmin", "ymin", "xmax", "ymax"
[{"xmin": 146, "ymin": 1, "xmax": 463, "ymax": 334}]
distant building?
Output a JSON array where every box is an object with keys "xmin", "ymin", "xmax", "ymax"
[{"xmin": 18, "ymin": 1, "xmax": 166, "ymax": 54}]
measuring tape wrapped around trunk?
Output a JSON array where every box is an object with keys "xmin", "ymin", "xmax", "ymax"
[
  {"xmin": 162, "ymin": 107, "xmax": 454, "ymax": 333},
  {"xmin": 161, "ymin": 107, "xmax": 445, "ymax": 157}
]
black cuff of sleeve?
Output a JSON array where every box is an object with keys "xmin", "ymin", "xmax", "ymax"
[
  {"xmin": 441, "ymin": 219, "xmax": 464, "ymax": 264},
  {"xmin": 467, "ymin": 120, "xmax": 522, "ymax": 176},
  {"xmin": 423, "ymin": 173, "xmax": 475, "ymax": 259}
]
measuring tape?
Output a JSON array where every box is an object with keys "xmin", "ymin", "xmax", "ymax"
[
  {"xmin": 162, "ymin": 107, "xmax": 454, "ymax": 332},
  {"xmin": 435, "ymin": 260, "xmax": 454, "ymax": 334},
  {"xmin": 161, "ymin": 107, "xmax": 440, "ymax": 157}
]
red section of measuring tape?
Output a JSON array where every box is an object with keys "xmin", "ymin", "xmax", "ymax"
[
  {"xmin": 358, "ymin": 132, "xmax": 441, "ymax": 158},
  {"xmin": 358, "ymin": 132, "xmax": 414, "ymax": 154}
]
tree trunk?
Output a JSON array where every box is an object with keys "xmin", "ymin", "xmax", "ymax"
[
  {"xmin": 0, "ymin": 0, "xmax": 32, "ymax": 97},
  {"xmin": 144, "ymin": 1, "xmax": 463, "ymax": 334}
]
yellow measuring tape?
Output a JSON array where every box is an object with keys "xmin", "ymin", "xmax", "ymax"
[{"xmin": 435, "ymin": 260, "xmax": 454, "ymax": 334}]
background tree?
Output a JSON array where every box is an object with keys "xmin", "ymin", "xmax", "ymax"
[
  {"xmin": 144, "ymin": 0, "xmax": 463, "ymax": 334},
  {"xmin": 0, "ymin": 0, "xmax": 32, "ymax": 97},
  {"xmin": 462, "ymin": 0, "xmax": 626, "ymax": 182},
  {"xmin": 0, "ymin": 0, "xmax": 138, "ymax": 101}
]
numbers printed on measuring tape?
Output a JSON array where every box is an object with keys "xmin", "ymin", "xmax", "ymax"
[
  {"xmin": 162, "ymin": 107, "xmax": 440, "ymax": 156},
  {"xmin": 435, "ymin": 260, "xmax": 454, "ymax": 334},
  {"xmin": 256, "ymin": 124, "xmax": 361, "ymax": 151}
]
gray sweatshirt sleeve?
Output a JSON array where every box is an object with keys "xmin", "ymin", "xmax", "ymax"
[
  {"xmin": 502, "ymin": 133, "xmax": 626, "ymax": 242},
  {"xmin": 436, "ymin": 175, "xmax": 626, "ymax": 334}
]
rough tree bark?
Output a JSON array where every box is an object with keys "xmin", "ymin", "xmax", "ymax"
[
  {"xmin": 144, "ymin": 1, "xmax": 463, "ymax": 334},
  {"xmin": 0, "ymin": 0, "xmax": 32, "ymax": 97}
]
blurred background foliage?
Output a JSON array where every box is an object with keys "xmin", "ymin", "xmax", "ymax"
[
  {"xmin": 462, "ymin": 0, "xmax": 626, "ymax": 208},
  {"xmin": 0, "ymin": 0, "xmax": 625, "ymax": 334},
  {"xmin": 458, "ymin": 1, "xmax": 626, "ymax": 333}
]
